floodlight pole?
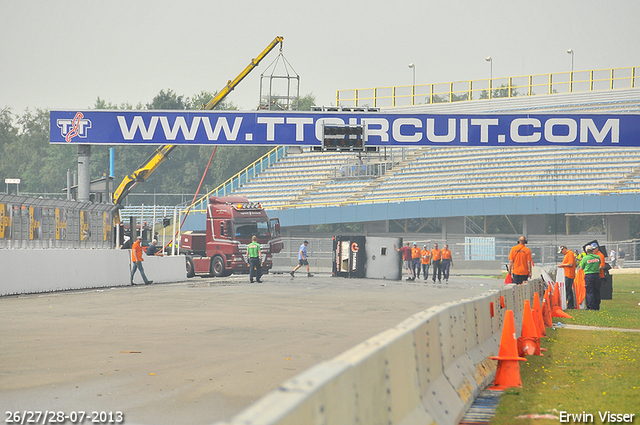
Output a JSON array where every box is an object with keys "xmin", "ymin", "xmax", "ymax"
[
  {"xmin": 408, "ymin": 63, "xmax": 416, "ymax": 105},
  {"xmin": 567, "ymin": 49, "xmax": 574, "ymax": 91}
]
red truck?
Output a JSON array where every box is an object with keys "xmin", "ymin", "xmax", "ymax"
[{"xmin": 180, "ymin": 196, "xmax": 283, "ymax": 278}]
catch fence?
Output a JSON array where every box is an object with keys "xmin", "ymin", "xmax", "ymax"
[{"xmin": 0, "ymin": 194, "xmax": 114, "ymax": 249}]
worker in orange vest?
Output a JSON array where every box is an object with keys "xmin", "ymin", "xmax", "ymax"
[
  {"xmin": 508, "ymin": 236, "xmax": 532, "ymax": 285},
  {"xmin": 421, "ymin": 245, "xmax": 432, "ymax": 281},
  {"xmin": 411, "ymin": 242, "xmax": 422, "ymax": 279},
  {"xmin": 558, "ymin": 245, "xmax": 576, "ymax": 308},
  {"xmin": 431, "ymin": 243, "xmax": 442, "ymax": 283},
  {"xmin": 441, "ymin": 244, "xmax": 453, "ymax": 283},
  {"xmin": 131, "ymin": 235, "xmax": 153, "ymax": 285}
]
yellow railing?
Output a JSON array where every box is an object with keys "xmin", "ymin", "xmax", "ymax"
[
  {"xmin": 336, "ymin": 66, "xmax": 639, "ymax": 108},
  {"xmin": 186, "ymin": 145, "xmax": 287, "ymax": 211}
]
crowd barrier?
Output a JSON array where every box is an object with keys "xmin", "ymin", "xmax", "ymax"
[
  {"xmin": 0, "ymin": 250, "xmax": 186, "ymax": 296},
  {"xmin": 215, "ymin": 269, "xmax": 544, "ymax": 425},
  {"xmin": 0, "ymin": 194, "xmax": 114, "ymax": 249}
]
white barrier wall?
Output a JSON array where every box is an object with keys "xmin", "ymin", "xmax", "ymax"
[
  {"xmin": 0, "ymin": 250, "xmax": 187, "ymax": 296},
  {"xmin": 215, "ymin": 276, "xmax": 543, "ymax": 425},
  {"xmin": 130, "ymin": 255, "xmax": 187, "ymax": 285}
]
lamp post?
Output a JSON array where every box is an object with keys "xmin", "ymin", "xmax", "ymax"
[
  {"xmin": 408, "ymin": 63, "xmax": 416, "ymax": 105},
  {"xmin": 567, "ymin": 49, "xmax": 574, "ymax": 91},
  {"xmin": 485, "ymin": 57, "xmax": 493, "ymax": 99},
  {"xmin": 485, "ymin": 56, "xmax": 492, "ymax": 80},
  {"xmin": 408, "ymin": 63, "xmax": 415, "ymax": 86}
]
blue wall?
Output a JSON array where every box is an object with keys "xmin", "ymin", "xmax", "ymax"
[
  {"xmin": 179, "ymin": 193, "xmax": 639, "ymax": 231},
  {"xmin": 265, "ymin": 193, "xmax": 640, "ymax": 228}
]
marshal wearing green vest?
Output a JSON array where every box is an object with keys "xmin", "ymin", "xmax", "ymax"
[{"xmin": 247, "ymin": 235, "xmax": 262, "ymax": 283}]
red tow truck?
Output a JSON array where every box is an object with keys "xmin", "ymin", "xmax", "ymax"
[{"xmin": 180, "ymin": 196, "xmax": 283, "ymax": 277}]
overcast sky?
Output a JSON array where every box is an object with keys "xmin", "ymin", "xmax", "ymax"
[{"xmin": 1, "ymin": 0, "xmax": 639, "ymax": 114}]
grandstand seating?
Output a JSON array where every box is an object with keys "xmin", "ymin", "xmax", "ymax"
[
  {"xmin": 234, "ymin": 149, "xmax": 382, "ymax": 207},
  {"xmin": 221, "ymin": 88, "xmax": 640, "ymax": 208}
]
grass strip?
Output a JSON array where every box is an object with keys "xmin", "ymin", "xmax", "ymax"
[{"xmin": 490, "ymin": 273, "xmax": 640, "ymax": 424}]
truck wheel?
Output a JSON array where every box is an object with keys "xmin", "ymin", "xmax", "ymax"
[
  {"xmin": 211, "ymin": 256, "xmax": 228, "ymax": 277},
  {"xmin": 186, "ymin": 256, "xmax": 195, "ymax": 278}
]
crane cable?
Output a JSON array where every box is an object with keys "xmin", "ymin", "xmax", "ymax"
[{"xmin": 163, "ymin": 146, "xmax": 217, "ymax": 252}]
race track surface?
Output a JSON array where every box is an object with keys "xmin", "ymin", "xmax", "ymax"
[{"xmin": 1, "ymin": 273, "xmax": 503, "ymax": 425}]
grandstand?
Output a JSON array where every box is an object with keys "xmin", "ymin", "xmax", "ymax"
[
  {"xmin": 228, "ymin": 88, "xmax": 640, "ymax": 209},
  {"xmin": 172, "ymin": 66, "xmax": 640, "ymax": 258}
]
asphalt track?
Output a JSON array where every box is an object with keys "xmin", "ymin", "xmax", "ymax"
[{"xmin": 1, "ymin": 272, "xmax": 505, "ymax": 425}]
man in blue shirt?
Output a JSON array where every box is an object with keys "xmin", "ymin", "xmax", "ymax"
[
  {"xmin": 145, "ymin": 239, "xmax": 163, "ymax": 256},
  {"xmin": 290, "ymin": 240, "xmax": 313, "ymax": 277}
]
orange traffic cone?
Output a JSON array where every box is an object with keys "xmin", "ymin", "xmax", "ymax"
[
  {"xmin": 552, "ymin": 282, "xmax": 573, "ymax": 319},
  {"xmin": 532, "ymin": 292, "xmax": 546, "ymax": 338},
  {"xmin": 504, "ymin": 266, "xmax": 512, "ymax": 285},
  {"xmin": 542, "ymin": 290, "xmax": 553, "ymax": 327},
  {"xmin": 490, "ymin": 310, "xmax": 527, "ymax": 390},
  {"xmin": 518, "ymin": 300, "xmax": 542, "ymax": 356},
  {"xmin": 550, "ymin": 283, "xmax": 558, "ymax": 309}
]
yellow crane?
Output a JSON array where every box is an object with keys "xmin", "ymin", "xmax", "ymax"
[{"xmin": 112, "ymin": 36, "xmax": 284, "ymax": 212}]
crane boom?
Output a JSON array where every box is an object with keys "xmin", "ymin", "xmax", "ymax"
[{"xmin": 112, "ymin": 36, "xmax": 284, "ymax": 210}]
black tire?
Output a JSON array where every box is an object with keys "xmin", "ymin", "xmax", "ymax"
[
  {"xmin": 211, "ymin": 256, "xmax": 229, "ymax": 277},
  {"xmin": 186, "ymin": 256, "xmax": 195, "ymax": 278}
]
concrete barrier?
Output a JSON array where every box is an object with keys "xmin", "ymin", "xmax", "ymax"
[
  {"xmin": 0, "ymin": 250, "xmax": 186, "ymax": 296},
  {"xmin": 131, "ymin": 255, "xmax": 187, "ymax": 285},
  {"xmin": 215, "ymin": 277, "xmax": 544, "ymax": 425}
]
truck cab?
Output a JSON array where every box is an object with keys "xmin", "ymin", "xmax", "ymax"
[{"xmin": 181, "ymin": 196, "xmax": 282, "ymax": 277}]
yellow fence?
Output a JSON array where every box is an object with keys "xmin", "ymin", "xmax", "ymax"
[
  {"xmin": 186, "ymin": 145, "xmax": 287, "ymax": 211},
  {"xmin": 336, "ymin": 66, "xmax": 640, "ymax": 108}
]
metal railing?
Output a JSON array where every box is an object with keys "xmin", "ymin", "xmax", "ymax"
[
  {"xmin": 336, "ymin": 66, "xmax": 640, "ymax": 108},
  {"xmin": 0, "ymin": 194, "xmax": 114, "ymax": 249},
  {"xmin": 333, "ymin": 161, "xmax": 393, "ymax": 180},
  {"xmin": 186, "ymin": 146, "xmax": 287, "ymax": 211}
]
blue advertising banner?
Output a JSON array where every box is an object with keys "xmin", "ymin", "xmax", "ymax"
[{"xmin": 50, "ymin": 110, "xmax": 639, "ymax": 147}]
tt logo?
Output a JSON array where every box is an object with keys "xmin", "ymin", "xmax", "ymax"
[{"xmin": 57, "ymin": 112, "xmax": 92, "ymax": 142}]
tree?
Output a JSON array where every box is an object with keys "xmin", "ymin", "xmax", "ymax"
[
  {"xmin": 480, "ymin": 84, "xmax": 519, "ymax": 99},
  {"xmin": 94, "ymin": 97, "xmax": 141, "ymax": 110},
  {"xmin": 0, "ymin": 108, "xmax": 18, "ymax": 151},
  {"xmin": 188, "ymin": 91, "xmax": 237, "ymax": 111},
  {"xmin": 296, "ymin": 93, "xmax": 317, "ymax": 111},
  {"xmin": 0, "ymin": 108, "xmax": 76, "ymax": 193},
  {"xmin": 146, "ymin": 89, "xmax": 187, "ymax": 110},
  {"xmin": 451, "ymin": 93, "xmax": 469, "ymax": 102}
]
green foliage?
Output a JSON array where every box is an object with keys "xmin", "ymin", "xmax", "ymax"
[
  {"xmin": 0, "ymin": 108, "xmax": 76, "ymax": 193},
  {"xmin": 480, "ymin": 84, "xmax": 519, "ymax": 99},
  {"xmin": 451, "ymin": 92, "xmax": 470, "ymax": 102},
  {"xmin": 492, "ymin": 330, "xmax": 640, "ymax": 424},
  {"xmin": 188, "ymin": 90, "xmax": 238, "ymax": 111},
  {"xmin": 94, "ymin": 97, "xmax": 141, "ymax": 110},
  {"xmin": 0, "ymin": 108, "xmax": 18, "ymax": 149},
  {"xmin": 296, "ymin": 93, "xmax": 317, "ymax": 111},
  {"xmin": 568, "ymin": 274, "xmax": 640, "ymax": 329},
  {"xmin": 146, "ymin": 89, "xmax": 188, "ymax": 110}
]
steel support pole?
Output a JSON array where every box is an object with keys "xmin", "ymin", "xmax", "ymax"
[{"xmin": 77, "ymin": 145, "xmax": 91, "ymax": 202}]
